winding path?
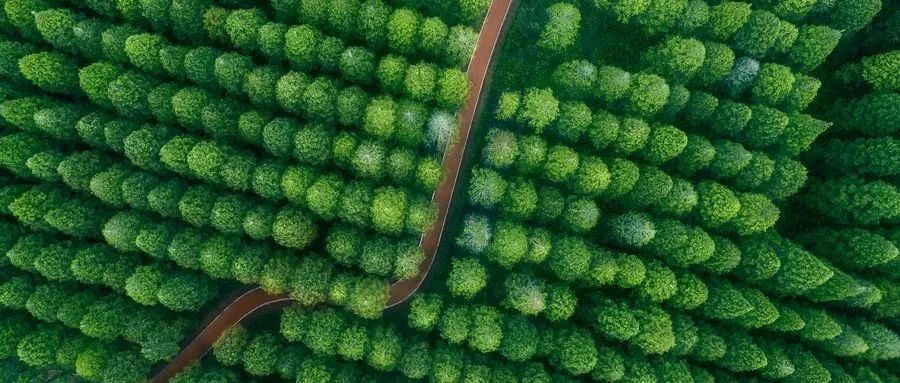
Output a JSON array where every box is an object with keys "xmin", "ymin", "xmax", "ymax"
[{"xmin": 149, "ymin": 1, "xmax": 515, "ymax": 381}]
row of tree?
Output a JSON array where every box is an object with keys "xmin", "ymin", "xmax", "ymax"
[
  {"xmin": 213, "ymin": 318, "xmax": 388, "ymax": 380},
  {"xmin": 473, "ymin": 160, "xmax": 780, "ymax": 235},
  {"xmin": 474, "ymin": 127, "xmax": 785, "ymax": 235},
  {"xmin": 588, "ymin": 0, "xmax": 868, "ymax": 73},
  {"xmin": 0, "ymin": 181, "xmax": 395, "ymax": 320},
  {"xmin": 0, "ymin": 218, "xmax": 219, "ymax": 312},
  {"xmin": 0, "ymin": 309, "xmax": 150, "ymax": 382},
  {"xmin": 386, "ymin": 0, "xmax": 491, "ymax": 25},
  {"xmin": 6, "ymin": 0, "xmax": 480, "ymax": 69},
  {"xmin": 30, "ymin": 7, "xmax": 470, "ymax": 109},
  {"xmin": 168, "ymin": 360, "xmax": 250, "ymax": 383},
  {"xmin": 0, "ymin": 98, "xmax": 440, "ymax": 237},
  {"xmin": 723, "ymin": 0, "xmax": 882, "ymax": 33},
  {"xmin": 1, "ymin": 132, "xmax": 320, "ymax": 247},
  {"xmin": 7, "ymin": 46, "xmax": 454, "ymax": 154},
  {"xmin": 500, "ymin": 89, "xmax": 816, "ymax": 200},
  {"xmin": 454, "ymin": 212, "xmax": 859, "ymax": 309},
  {"xmin": 0, "ymin": 265, "xmax": 188, "ymax": 362},
  {"xmin": 545, "ymin": 59, "xmax": 828, "ymax": 156},
  {"xmin": 785, "ymin": 19, "xmax": 900, "ymax": 325}
]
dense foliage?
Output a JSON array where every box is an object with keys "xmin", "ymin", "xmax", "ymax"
[
  {"xmin": 0, "ymin": 0, "xmax": 898, "ymax": 382},
  {"xmin": 415, "ymin": 0, "xmax": 899, "ymax": 382},
  {"xmin": 0, "ymin": 0, "xmax": 486, "ymax": 381}
]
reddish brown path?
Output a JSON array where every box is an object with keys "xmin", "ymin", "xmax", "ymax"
[
  {"xmin": 149, "ymin": 1, "xmax": 515, "ymax": 381},
  {"xmin": 386, "ymin": 0, "xmax": 515, "ymax": 307}
]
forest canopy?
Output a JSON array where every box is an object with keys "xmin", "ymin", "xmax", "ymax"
[{"xmin": 0, "ymin": 0, "xmax": 898, "ymax": 382}]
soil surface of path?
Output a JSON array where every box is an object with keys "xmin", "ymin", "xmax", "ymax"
[{"xmin": 149, "ymin": 1, "xmax": 515, "ymax": 380}]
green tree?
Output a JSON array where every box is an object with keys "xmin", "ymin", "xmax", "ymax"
[
  {"xmin": 788, "ymin": 25, "xmax": 842, "ymax": 72},
  {"xmin": 590, "ymin": 296, "xmax": 639, "ymax": 341},
  {"xmin": 272, "ymin": 207, "xmax": 318, "ymax": 249},
  {"xmin": 18, "ymin": 52, "xmax": 79, "ymax": 94},
  {"xmin": 733, "ymin": 10, "xmax": 780, "ymax": 58},
  {"xmin": 605, "ymin": 212, "xmax": 655, "ymax": 248},
  {"xmin": 213, "ymin": 326, "xmax": 248, "ymax": 366},
  {"xmin": 553, "ymin": 60, "xmax": 597, "ymax": 99},
  {"xmin": 482, "ymin": 128, "xmax": 518, "ymax": 169},
  {"xmin": 398, "ymin": 340, "xmax": 431, "ymax": 379},
  {"xmin": 404, "ymin": 62, "xmax": 437, "ymax": 102},
  {"xmin": 862, "ymin": 50, "xmax": 900, "ymax": 91},
  {"xmin": 387, "ymin": 8, "xmax": 419, "ymax": 55},
  {"xmin": 447, "ymin": 257, "xmax": 487, "ymax": 299},
  {"xmin": 504, "ymin": 272, "xmax": 546, "ymax": 316},
  {"xmin": 728, "ymin": 193, "xmax": 779, "ymax": 235},
  {"xmin": 641, "ymin": 36, "xmax": 705, "ymax": 84},
  {"xmin": 418, "ymin": 17, "xmax": 448, "ymax": 57},
  {"xmin": 834, "ymin": 92, "xmax": 900, "ymax": 136},
  {"xmin": 619, "ymin": 165, "xmax": 673, "ymax": 209},
  {"xmin": 124, "ymin": 264, "xmax": 162, "ymax": 306},
  {"xmin": 807, "ymin": 176, "xmax": 900, "ymax": 226},
  {"xmin": 595, "ymin": 66, "xmax": 631, "ymax": 103},
  {"xmin": 17, "ymin": 326, "xmax": 63, "ymax": 368},
  {"xmin": 243, "ymin": 333, "xmax": 282, "ymax": 376},
  {"xmin": 499, "ymin": 178, "xmax": 537, "ymax": 220},
  {"xmin": 436, "ymin": 69, "xmax": 470, "ymax": 108},
  {"xmin": 284, "ymin": 25, "xmax": 320, "ymax": 71},
  {"xmin": 752, "ymin": 64, "xmax": 796, "ymax": 107},
  {"xmin": 514, "ymin": 135, "xmax": 547, "ymax": 175},
  {"xmin": 552, "ymin": 326, "xmax": 597, "ymax": 375},
  {"xmin": 517, "ymin": 88, "xmax": 559, "ymax": 132},
  {"xmin": 797, "ymin": 228, "xmax": 898, "ymax": 270},
  {"xmin": 693, "ymin": 42, "xmax": 735, "ymax": 87},
  {"xmin": 655, "ymin": 177, "xmax": 699, "ymax": 216},
  {"xmin": 338, "ymin": 47, "xmax": 374, "ymax": 85},
  {"xmin": 370, "ymin": 186, "xmax": 407, "ymax": 235},
  {"xmin": 456, "ymin": 214, "xmax": 493, "ymax": 253},
  {"xmin": 499, "ymin": 314, "xmax": 538, "ymax": 361},
  {"xmin": 468, "ymin": 305, "xmax": 502, "ymax": 353},
  {"xmin": 555, "ymin": 101, "xmax": 592, "ymax": 142},
  {"xmin": 408, "ymin": 293, "xmax": 443, "ymax": 332},
  {"xmin": 360, "ymin": 238, "xmax": 395, "ymax": 276},
  {"xmin": 638, "ymin": 124, "xmax": 687, "ymax": 164},
  {"xmin": 124, "ymin": 33, "xmax": 167, "ymax": 75},
  {"xmin": 695, "ymin": 181, "xmax": 740, "ymax": 227},
  {"xmin": 715, "ymin": 332, "xmax": 767, "ymax": 372},
  {"xmin": 214, "ymin": 53, "xmax": 253, "ymax": 95},
  {"xmin": 439, "ymin": 304, "xmax": 472, "ymax": 345},
  {"xmin": 625, "ymin": 73, "xmax": 670, "ymax": 117},
  {"xmin": 486, "ymin": 222, "xmax": 528, "ymax": 268},
  {"xmin": 538, "ymin": 3, "xmax": 581, "ymax": 53},
  {"xmin": 156, "ymin": 272, "xmax": 216, "ymax": 311},
  {"xmin": 562, "ymin": 198, "xmax": 599, "ymax": 233},
  {"xmin": 548, "ymin": 236, "xmax": 591, "ymax": 281},
  {"xmin": 704, "ymin": 1, "xmax": 752, "ymax": 40},
  {"xmin": 810, "ymin": 137, "xmax": 899, "ymax": 177},
  {"xmin": 636, "ymin": 259, "xmax": 677, "ymax": 302},
  {"xmin": 670, "ymin": 270, "xmax": 708, "ymax": 311},
  {"xmin": 468, "ymin": 168, "xmax": 507, "ymax": 208},
  {"xmin": 495, "ymin": 91, "xmax": 521, "ymax": 121},
  {"xmin": 544, "ymin": 145, "xmax": 579, "ymax": 183},
  {"xmin": 634, "ymin": 0, "xmax": 689, "ymax": 34}
]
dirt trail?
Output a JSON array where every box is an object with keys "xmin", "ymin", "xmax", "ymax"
[{"xmin": 149, "ymin": 1, "xmax": 515, "ymax": 380}]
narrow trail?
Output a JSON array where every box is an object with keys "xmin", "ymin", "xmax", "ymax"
[{"xmin": 149, "ymin": 1, "xmax": 515, "ymax": 381}]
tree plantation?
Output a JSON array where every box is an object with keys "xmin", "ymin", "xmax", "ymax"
[{"xmin": 0, "ymin": 0, "xmax": 897, "ymax": 382}]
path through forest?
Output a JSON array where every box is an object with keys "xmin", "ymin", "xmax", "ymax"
[{"xmin": 149, "ymin": 0, "xmax": 515, "ymax": 380}]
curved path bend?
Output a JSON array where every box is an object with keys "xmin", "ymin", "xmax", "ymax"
[{"xmin": 150, "ymin": 1, "xmax": 515, "ymax": 381}]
